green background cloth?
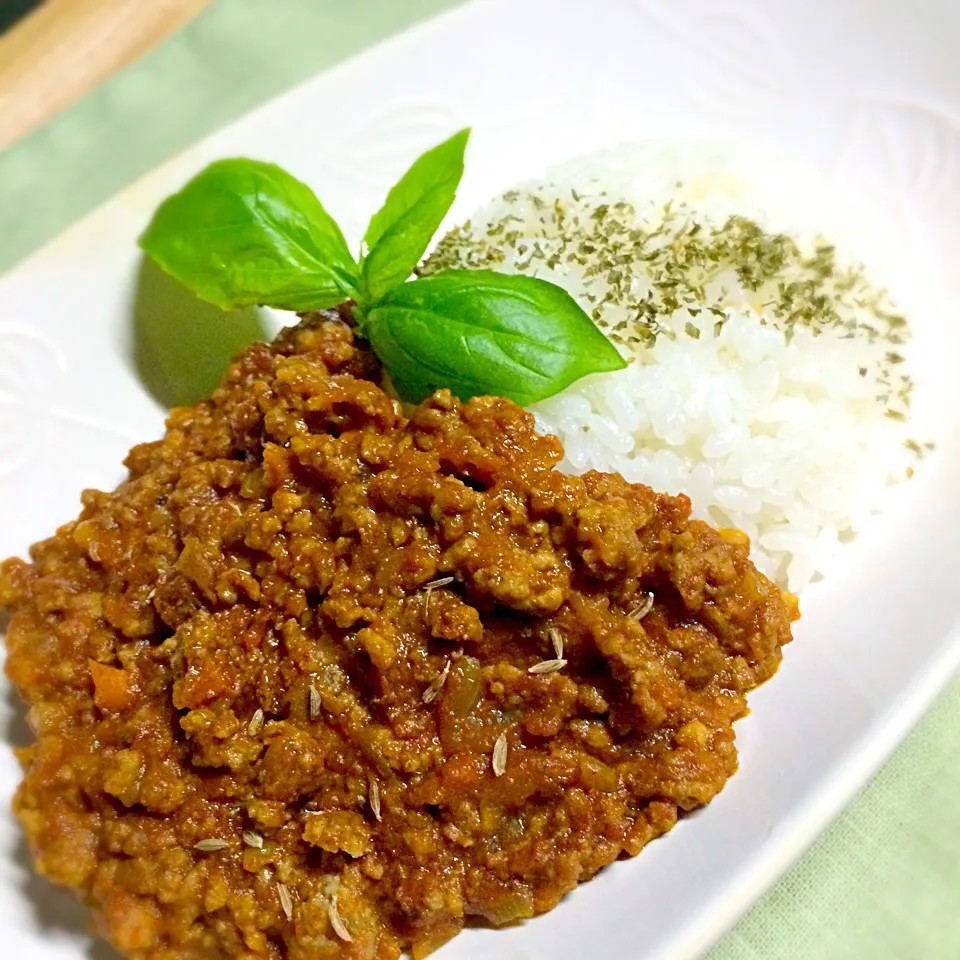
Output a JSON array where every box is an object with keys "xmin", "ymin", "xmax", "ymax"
[{"xmin": 1, "ymin": 1, "xmax": 957, "ymax": 956}]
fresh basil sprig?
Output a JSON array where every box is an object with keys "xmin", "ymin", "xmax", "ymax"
[
  {"xmin": 139, "ymin": 129, "xmax": 627, "ymax": 405},
  {"xmin": 366, "ymin": 270, "xmax": 626, "ymax": 406},
  {"xmin": 140, "ymin": 159, "xmax": 359, "ymax": 311},
  {"xmin": 359, "ymin": 128, "xmax": 469, "ymax": 305}
]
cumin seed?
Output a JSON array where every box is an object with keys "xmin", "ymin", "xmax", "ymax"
[
  {"xmin": 629, "ymin": 592, "xmax": 655, "ymax": 620},
  {"xmin": 422, "ymin": 659, "xmax": 452, "ymax": 704},
  {"xmin": 549, "ymin": 627, "xmax": 564, "ymax": 660},
  {"xmin": 247, "ymin": 708, "xmax": 264, "ymax": 736},
  {"xmin": 242, "ymin": 831, "xmax": 263, "ymax": 850},
  {"xmin": 277, "ymin": 882, "xmax": 294, "ymax": 921},
  {"xmin": 308, "ymin": 684, "xmax": 321, "ymax": 719},
  {"xmin": 329, "ymin": 898, "xmax": 353, "ymax": 941},
  {"xmin": 528, "ymin": 658, "xmax": 568, "ymax": 675},
  {"xmin": 492, "ymin": 732, "xmax": 508, "ymax": 777},
  {"xmin": 194, "ymin": 838, "xmax": 229, "ymax": 852},
  {"xmin": 422, "ymin": 575, "xmax": 455, "ymax": 590},
  {"xmin": 369, "ymin": 778, "xmax": 382, "ymax": 822}
]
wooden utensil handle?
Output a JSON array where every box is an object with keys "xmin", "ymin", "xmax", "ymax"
[{"xmin": 0, "ymin": 0, "xmax": 213, "ymax": 150}]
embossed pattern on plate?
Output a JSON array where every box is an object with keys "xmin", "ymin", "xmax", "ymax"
[{"xmin": 1, "ymin": 1, "xmax": 959, "ymax": 959}]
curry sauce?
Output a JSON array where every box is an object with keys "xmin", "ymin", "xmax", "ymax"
[{"xmin": 0, "ymin": 316, "xmax": 797, "ymax": 959}]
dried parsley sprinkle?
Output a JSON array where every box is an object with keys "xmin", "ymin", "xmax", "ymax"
[
  {"xmin": 904, "ymin": 439, "xmax": 925, "ymax": 457},
  {"xmin": 422, "ymin": 183, "xmax": 919, "ymax": 429}
]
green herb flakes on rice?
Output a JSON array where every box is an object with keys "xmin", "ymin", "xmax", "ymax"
[{"xmin": 422, "ymin": 143, "xmax": 923, "ymax": 591}]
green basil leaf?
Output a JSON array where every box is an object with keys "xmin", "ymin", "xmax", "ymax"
[
  {"xmin": 139, "ymin": 158, "xmax": 358, "ymax": 311},
  {"xmin": 359, "ymin": 128, "xmax": 470, "ymax": 305},
  {"xmin": 365, "ymin": 269, "xmax": 627, "ymax": 405}
]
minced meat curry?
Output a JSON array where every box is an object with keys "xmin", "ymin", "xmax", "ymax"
[{"xmin": 0, "ymin": 315, "xmax": 798, "ymax": 960}]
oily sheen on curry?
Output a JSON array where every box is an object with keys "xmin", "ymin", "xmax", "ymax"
[{"xmin": 0, "ymin": 316, "xmax": 796, "ymax": 960}]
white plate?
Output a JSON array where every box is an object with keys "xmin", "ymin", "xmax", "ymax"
[{"xmin": 2, "ymin": 1, "xmax": 959, "ymax": 957}]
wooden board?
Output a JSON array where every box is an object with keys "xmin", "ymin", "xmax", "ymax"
[{"xmin": 0, "ymin": 0, "xmax": 212, "ymax": 149}]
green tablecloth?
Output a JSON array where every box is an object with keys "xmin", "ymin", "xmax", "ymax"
[{"xmin": 1, "ymin": 1, "xmax": 957, "ymax": 956}]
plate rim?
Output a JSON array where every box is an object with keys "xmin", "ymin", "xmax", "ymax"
[
  {"xmin": 2, "ymin": 1, "xmax": 959, "ymax": 957},
  {"xmin": 667, "ymin": 644, "xmax": 960, "ymax": 959}
]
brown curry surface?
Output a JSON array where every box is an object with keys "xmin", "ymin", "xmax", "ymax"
[{"xmin": 0, "ymin": 316, "xmax": 797, "ymax": 959}]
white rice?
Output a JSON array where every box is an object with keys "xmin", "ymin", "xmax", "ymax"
[{"xmin": 423, "ymin": 143, "xmax": 920, "ymax": 592}]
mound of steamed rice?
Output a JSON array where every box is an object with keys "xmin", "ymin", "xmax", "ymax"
[{"xmin": 421, "ymin": 144, "xmax": 919, "ymax": 592}]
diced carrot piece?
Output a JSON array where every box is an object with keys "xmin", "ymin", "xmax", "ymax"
[{"xmin": 89, "ymin": 660, "xmax": 136, "ymax": 712}]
